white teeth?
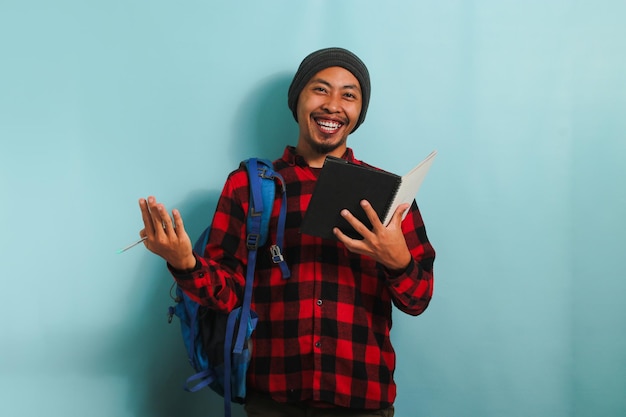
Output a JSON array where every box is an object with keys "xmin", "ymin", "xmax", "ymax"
[{"xmin": 317, "ymin": 120, "xmax": 341, "ymax": 129}]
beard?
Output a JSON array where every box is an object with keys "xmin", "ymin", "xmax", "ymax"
[{"xmin": 307, "ymin": 135, "xmax": 348, "ymax": 155}]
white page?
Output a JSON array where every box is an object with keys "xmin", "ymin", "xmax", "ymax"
[{"xmin": 383, "ymin": 150, "xmax": 437, "ymax": 225}]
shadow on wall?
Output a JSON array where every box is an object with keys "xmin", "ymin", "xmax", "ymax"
[
  {"xmin": 100, "ymin": 73, "xmax": 298, "ymax": 416},
  {"xmin": 230, "ymin": 71, "xmax": 299, "ymax": 162}
]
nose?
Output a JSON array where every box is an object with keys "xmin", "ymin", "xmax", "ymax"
[{"xmin": 322, "ymin": 93, "xmax": 341, "ymax": 113}]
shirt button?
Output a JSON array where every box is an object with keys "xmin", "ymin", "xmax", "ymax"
[
  {"xmin": 315, "ymin": 341, "xmax": 321, "ymax": 348},
  {"xmin": 316, "ymin": 299, "xmax": 323, "ymax": 306}
]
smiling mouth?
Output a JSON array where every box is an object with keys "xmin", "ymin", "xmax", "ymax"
[{"xmin": 315, "ymin": 118, "xmax": 344, "ymax": 134}]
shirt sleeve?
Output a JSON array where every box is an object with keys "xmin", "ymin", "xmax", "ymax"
[
  {"xmin": 169, "ymin": 170, "xmax": 250, "ymax": 313},
  {"xmin": 383, "ymin": 200, "xmax": 435, "ymax": 316}
]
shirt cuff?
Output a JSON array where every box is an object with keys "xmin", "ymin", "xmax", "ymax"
[
  {"xmin": 384, "ymin": 258, "xmax": 415, "ymax": 280},
  {"xmin": 166, "ymin": 253, "xmax": 201, "ymax": 279}
]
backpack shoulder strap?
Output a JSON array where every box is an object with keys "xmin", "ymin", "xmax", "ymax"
[
  {"xmin": 221, "ymin": 158, "xmax": 290, "ymax": 415},
  {"xmin": 221, "ymin": 158, "xmax": 291, "ymax": 411},
  {"xmin": 242, "ymin": 158, "xmax": 290, "ymax": 279},
  {"xmin": 232, "ymin": 157, "xmax": 291, "ymax": 350},
  {"xmin": 193, "ymin": 158, "xmax": 290, "ymax": 278}
]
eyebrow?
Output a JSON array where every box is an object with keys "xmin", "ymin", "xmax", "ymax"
[{"xmin": 310, "ymin": 78, "xmax": 361, "ymax": 92}]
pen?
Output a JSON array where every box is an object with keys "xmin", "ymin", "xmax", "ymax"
[{"xmin": 117, "ymin": 236, "xmax": 147, "ymax": 254}]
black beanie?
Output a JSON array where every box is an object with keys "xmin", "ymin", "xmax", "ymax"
[{"xmin": 287, "ymin": 47, "xmax": 370, "ymax": 133}]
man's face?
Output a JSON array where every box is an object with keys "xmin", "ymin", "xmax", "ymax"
[{"xmin": 296, "ymin": 66, "xmax": 363, "ymax": 156}]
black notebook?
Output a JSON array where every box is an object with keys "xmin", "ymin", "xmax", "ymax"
[{"xmin": 300, "ymin": 150, "xmax": 437, "ymax": 240}]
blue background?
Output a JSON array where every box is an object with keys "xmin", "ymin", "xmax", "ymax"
[{"xmin": 1, "ymin": 1, "xmax": 625, "ymax": 416}]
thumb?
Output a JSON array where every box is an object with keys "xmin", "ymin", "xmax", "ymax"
[{"xmin": 389, "ymin": 203, "xmax": 410, "ymax": 227}]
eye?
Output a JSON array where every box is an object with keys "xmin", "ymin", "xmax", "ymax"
[{"xmin": 313, "ymin": 86, "xmax": 328, "ymax": 93}]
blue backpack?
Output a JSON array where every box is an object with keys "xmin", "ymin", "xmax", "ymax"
[{"xmin": 167, "ymin": 158, "xmax": 290, "ymax": 417}]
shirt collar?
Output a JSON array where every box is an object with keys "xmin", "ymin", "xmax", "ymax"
[{"xmin": 281, "ymin": 146, "xmax": 359, "ymax": 167}]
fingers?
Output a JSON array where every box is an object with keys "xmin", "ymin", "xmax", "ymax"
[
  {"xmin": 389, "ymin": 203, "xmax": 410, "ymax": 227},
  {"xmin": 358, "ymin": 200, "xmax": 384, "ymax": 229},
  {"xmin": 339, "ymin": 200, "xmax": 408, "ymax": 238},
  {"xmin": 339, "ymin": 200, "xmax": 381, "ymax": 239},
  {"xmin": 145, "ymin": 196, "xmax": 170, "ymax": 236},
  {"xmin": 340, "ymin": 207, "xmax": 371, "ymax": 238},
  {"xmin": 136, "ymin": 196, "xmax": 194, "ymax": 268},
  {"xmin": 172, "ymin": 209, "xmax": 187, "ymax": 238},
  {"xmin": 139, "ymin": 198, "xmax": 155, "ymax": 234},
  {"xmin": 333, "ymin": 226, "xmax": 352, "ymax": 243},
  {"xmin": 159, "ymin": 205, "xmax": 175, "ymax": 236},
  {"xmin": 139, "ymin": 196, "xmax": 176, "ymax": 237}
]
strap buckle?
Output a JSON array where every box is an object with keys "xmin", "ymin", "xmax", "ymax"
[
  {"xmin": 269, "ymin": 245, "xmax": 284, "ymax": 263},
  {"xmin": 247, "ymin": 233, "xmax": 260, "ymax": 250}
]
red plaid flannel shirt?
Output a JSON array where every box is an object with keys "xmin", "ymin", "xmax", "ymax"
[{"xmin": 172, "ymin": 146, "xmax": 435, "ymax": 409}]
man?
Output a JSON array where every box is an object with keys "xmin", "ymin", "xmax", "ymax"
[{"xmin": 139, "ymin": 47, "xmax": 435, "ymax": 417}]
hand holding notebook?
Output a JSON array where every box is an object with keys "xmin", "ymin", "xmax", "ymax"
[{"xmin": 300, "ymin": 150, "xmax": 437, "ymax": 240}]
